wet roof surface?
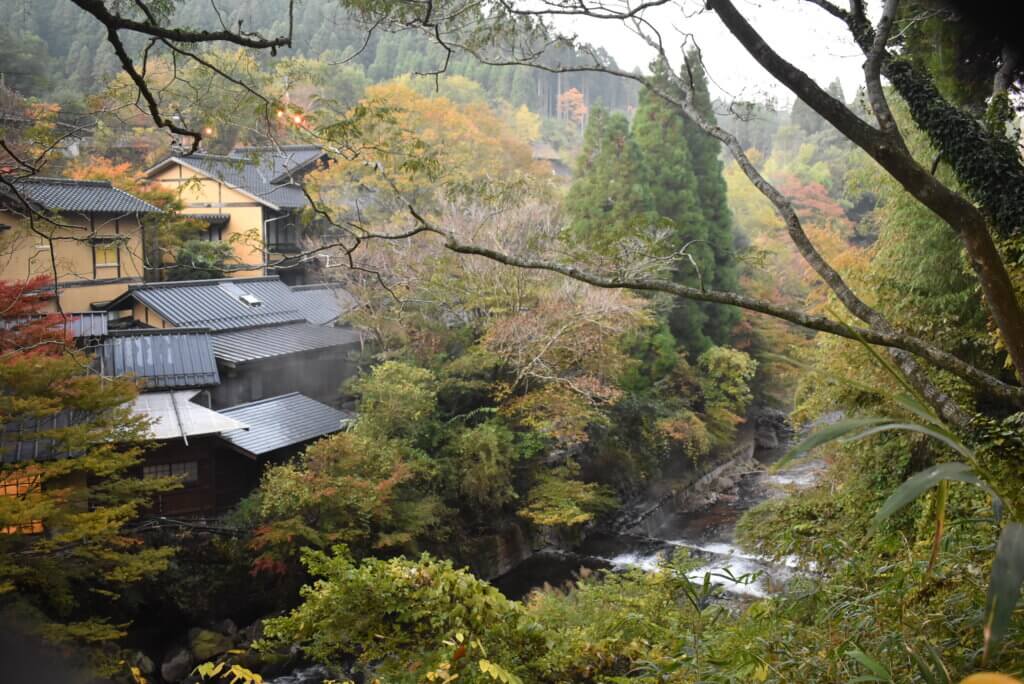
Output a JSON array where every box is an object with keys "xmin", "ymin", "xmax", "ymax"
[
  {"xmin": 289, "ymin": 284, "xmax": 355, "ymax": 325},
  {"xmin": 99, "ymin": 328, "xmax": 220, "ymax": 389},
  {"xmin": 121, "ymin": 277, "xmax": 308, "ymax": 331},
  {"xmin": 211, "ymin": 322, "xmax": 361, "ymax": 365},
  {"xmin": 218, "ymin": 392, "xmax": 353, "ymax": 456},
  {"xmin": 132, "ymin": 390, "xmax": 248, "ymax": 440}
]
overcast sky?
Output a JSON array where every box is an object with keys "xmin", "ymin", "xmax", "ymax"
[{"xmin": 556, "ymin": 0, "xmax": 867, "ymax": 106}]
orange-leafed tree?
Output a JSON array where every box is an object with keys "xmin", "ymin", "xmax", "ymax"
[{"xmin": 557, "ymin": 87, "xmax": 588, "ymax": 131}]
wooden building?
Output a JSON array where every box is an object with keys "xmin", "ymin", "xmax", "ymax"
[
  {"xmin": 107, "ymin": 276, "xmax": 362, "ymax": 408},
  {"xmin": 0, "ymin": 176, "xmax": 160, "ymax": 312},
  {"xmin": 145, "ymin": 145, "xmax": 328, "ymax": 283},
  {"xmin": 100, "ymin": 328, "xmax": 254, "ymax": 516}
]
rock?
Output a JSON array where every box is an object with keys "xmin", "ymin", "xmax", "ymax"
[
  {"xmin": 161, "ymin": 646, "xmax": 194, "ymax": 683},
  {"xmin": 129, "ymin": 651, "xmax": 155, "ymax": 675},
  {"xmin": 189, "ymin": 628, "xmax": 233, "ymax": 661},
  {"xmin": 754, "ymin": 426, "xmax": 779, "ymax": 449},
  {"xmin": 241, "ymin": 619, "xmax": 266, "ymax": 643},
  {"xmin": 215, "ymin": 618, "xmax": 239, "ymax": 638}
]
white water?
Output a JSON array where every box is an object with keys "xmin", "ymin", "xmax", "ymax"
[{"xmin": 598, "ymin": 457, "xmax": 825, "ymax": 598}]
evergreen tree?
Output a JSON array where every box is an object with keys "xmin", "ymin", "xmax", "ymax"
[
  {"xmin": 0, "ymin": 277, "xmax": 176, "ymax": 668},
  {"xmin": 680, "ymin": 51, "xmax": 740, "ymax": 344},
  {"xmin": 632, "ymin": 64, "xmax": 711, "ymax": 353},
  {"xmin": 565, "ymin": 108, "xmax": 657, "ymax": 251}
]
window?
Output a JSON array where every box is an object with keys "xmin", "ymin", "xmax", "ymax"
[
  {"xmin": 93, "ymin": 240, "xmax": 119, "ymax": 268},
  {"xmin": 143, "ymin": 461, "xmax": 199, "ymax": 484},
  {"xmin": 200, "ymin": 224, "xmax": 224, "ymax": 241},
  {"xmin": 0, "ymin": 471, "xmax": 44, "ymax": 535},
  {"xmin": 267, "ymin": 217, "xmax": 299, "ymax": 253}
]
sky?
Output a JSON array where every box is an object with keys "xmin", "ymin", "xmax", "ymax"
[{"xmin": 555, "ymin": 0, "xmax": 867, "ymax": 106}]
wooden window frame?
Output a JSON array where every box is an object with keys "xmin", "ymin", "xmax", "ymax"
[
  {"xmin": 1, "ymin": 470, "xmax": 44, "ymax": 535},
  {"xmin": 143, "ymin": 461, "xmax": 199, "ymax": 485}
]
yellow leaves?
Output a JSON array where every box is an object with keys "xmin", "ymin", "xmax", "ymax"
[
  {"xmin": 193, "ymin": 661, "xmax": 264, "ymax": 683},
  {"xmin": 478, "ymin": 659, "xmax": 524, "ymax": 684},
  {"xmin": 960, "ymin": 675, "xmax": 1023, "ymax": 684},
  {"xmin": 314, "ymin": 78, "xmax": 542, "ymax": 210}
]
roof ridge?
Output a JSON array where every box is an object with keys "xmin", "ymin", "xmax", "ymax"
[
  {"xmin": 232, "ymin": 144, "xmax": 322, "ymax": 152},
  {"xmin": 107, "ymin": 326, "xmax": 213, "ymax": 336},
  {"xmin": 14, "ymin": 176, "xmax": 113, "ymax": 188},
  {"xmin": 213, "ymin": 319, "xmax": 308, "ymax": 333},
  {"xmin": 175, "ymin": 151, "xmax": 246, "ymax": 162},
  {"xmin": 219, "ymin": 392, "xmax": 304, "ymax": 412},
  {"xmin": 129, "ymin": 276, "xmax": 283, "ymax": 290}
]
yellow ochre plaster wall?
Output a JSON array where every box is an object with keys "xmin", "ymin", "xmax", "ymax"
[
  {"xmin": 149, "ymin": 163, "xmax": 268, "ymax": 278},
  {"xmin": 0, "ymin": 208, "xmax": 145, "ymax": 312}
]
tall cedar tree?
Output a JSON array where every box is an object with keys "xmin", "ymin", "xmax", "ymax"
[
  {"xmin": 680, "ymin": 51, "xmax": 740, "ymax": 344},
  {"xmin": 0, "ymin": 277, "xmax": 175, "ymax": 667},
  {"xmin": 565, "ymin": 107, "xmax": 657, "ymax": 251},
  {"xmin": 632, "ymin": 62, "xmax": 713, "ymax": 353}
]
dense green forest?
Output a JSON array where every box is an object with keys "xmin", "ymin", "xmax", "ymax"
[
  {"xmin": 2, "ymin": 1, "xmax": 1024, "ymax": 683},
  {"xmin": 2, "ymin": 0, "xmax": 637, "ymax": 117}
]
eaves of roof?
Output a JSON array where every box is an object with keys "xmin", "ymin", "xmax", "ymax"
[
  {"xmin": 145, "ymin": 156, "xmax": 283, "ymax": 211},
  {"xmin": 217, "ymin": 392, "xmax": 353, "ymax": 457}
]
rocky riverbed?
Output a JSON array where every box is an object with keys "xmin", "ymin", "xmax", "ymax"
[{"xmin": 492, "ymin": 409, "xmax": 822, "ymax": 600}]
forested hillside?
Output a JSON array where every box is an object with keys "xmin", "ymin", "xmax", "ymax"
[{"xmin": 3, "ymin": 0, "xmax": 637, "ymax": 116}]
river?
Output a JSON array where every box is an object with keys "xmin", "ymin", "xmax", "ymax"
[
  {"xmin": 264, "ymin": 427, "xmax": 823, "ymax": 683},
  {"xmin": 492, "ymin": 445, "xmax": 824, "ymax": 601}
]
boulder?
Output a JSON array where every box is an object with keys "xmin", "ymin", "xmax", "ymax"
[
  {"xmin": 129, "ymin": 651, "xmax": 155, "ymax": 676},
  {"xmin": 189, "ymin": 628, "xmax": 234, "ymax": 661},
  {"xmin": 161, "ymin": 646, "xmax": 194, "ymax": 683},
  {"xmin": 215, "ymin": 618, "xmax": 239, "ymax": 638}
]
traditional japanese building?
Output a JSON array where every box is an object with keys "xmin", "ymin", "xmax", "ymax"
[
  {"xmin": 145, "ymin": 145, "xmax": 329, "ymax": 283},
  {"xmin": 106, "ymin": 275, "xmax": 362, "ymax": 407},
  {"xmin": 0, "ymin": 176, "xmax": 160, "ymax": 312}
]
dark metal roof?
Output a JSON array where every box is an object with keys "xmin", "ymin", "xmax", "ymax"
[
  {"xmin": 289, "ymin": 284, "xmax": 356, "ymax": 325},
  {"xmin": 218, "ymin": 392, "xmax": 353, "ymax": 456},
  {"xmin": 112, "ymin": 277, "xmax": 308, "ymax": 331},
  {"xmin": 211, "ymin": 322, "xmax": 362, "ymax": 365},
  {"xmin": 99, "ymin": 328, "xmax": 220, "ymax": 389},
  {"xmin": 108, "ymin": 277, "xmax": 359, "ymax": 333},
  {"xmin": 184, "ymin": 213, "xmax": 230, "ymax": 224},
  {"xmin": 66, "ymin": 312, "xmax": 108, "ymax": 338},
  {"xmin": 0, "ymin": 411, "xmax": 84, "ymax": 463},
  {"xmin": 7, "ymin": 176, "xmax": 161, "ymax": 214},
  {"xmin": 147, "ymin": 152, "xmax": 309, "ymax": 209}
]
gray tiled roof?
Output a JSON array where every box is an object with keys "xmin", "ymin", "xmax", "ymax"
[
  {"xmin": 229, "ymin": 145, "xmax": 325, "ymax": 184},
  {"xmin": 218, "ymin": 392, "xmax": 353, "ymax": 456},
  {"xmin": 289, "ymin": 283, "xmax": 356, "ymax": 325},
  {"xmin": 112, "ymin": 277, "xmax": 309, "ymax": 331},
  {"xmin": 99, "ymin": 328, "xmax": 220, "ymax": 389},
  {"xmin": 7, "ymin": 176, "xmax": 161, "ymax": 214},
  {"xmin": 211, "ymin": 322, "xmax": 362, "ymax": 365},
  {"xmin": 149, "ymin": 152, "xmax": 310, "ymax": 209}
]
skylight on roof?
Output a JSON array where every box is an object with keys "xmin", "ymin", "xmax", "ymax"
[{"xmin": 218, "ymin": 282, "xmax": 262, "ymax": 307}]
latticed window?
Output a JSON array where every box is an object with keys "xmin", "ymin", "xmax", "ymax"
[
  {"xmin": 94, "ymin": 241, "xmax": 118, "ymax": 267},
  {"xmin": 0, "ymin": 471, "xmax": 44, "ymax": 534},
  {"xmin": 143, "ymin": 461, "xmax": 198, "ymax": 484}
]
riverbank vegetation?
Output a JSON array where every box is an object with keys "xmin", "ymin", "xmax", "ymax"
[{"xmin": 2, "ymin": 1, "xmax": 1024, "ymax": 682}]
